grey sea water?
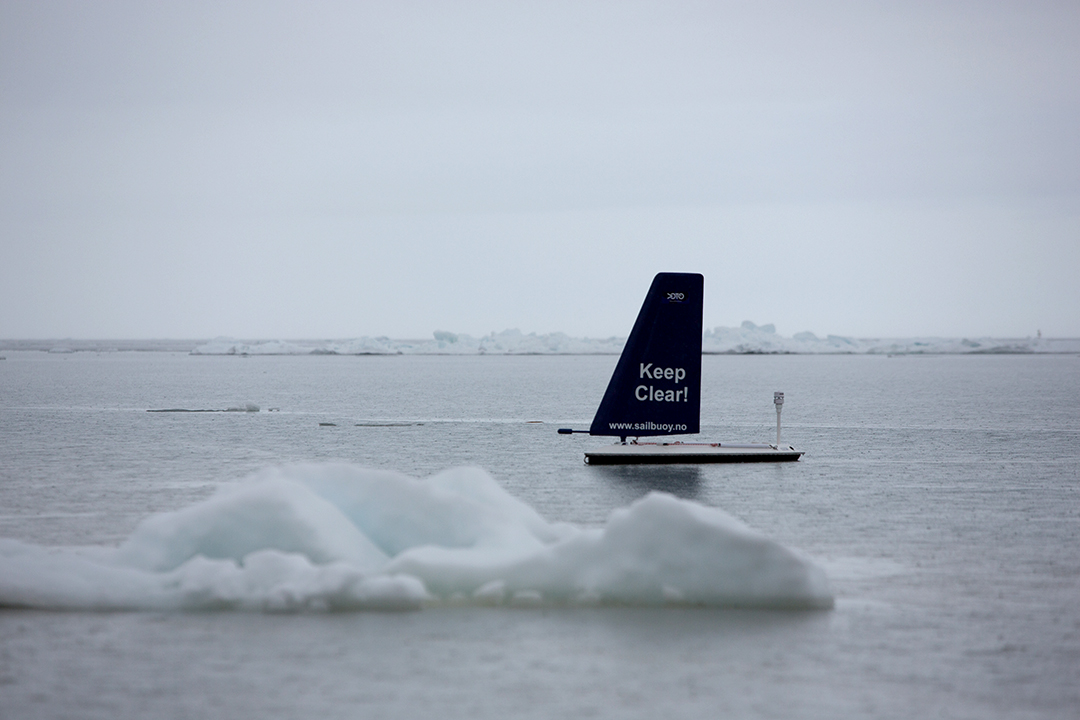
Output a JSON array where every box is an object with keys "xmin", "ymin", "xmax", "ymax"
[{"xmin": 1, "ymin": 351, "xmax": 1078, "ymax": 719}]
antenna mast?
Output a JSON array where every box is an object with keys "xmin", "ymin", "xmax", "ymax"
[{"xmin": 774, "ymin": 392, "xmax": 784, "ymax": 446}]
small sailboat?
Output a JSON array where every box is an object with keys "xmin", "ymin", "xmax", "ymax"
[{"xmin": 559, "ymin": 272, "xmax": 804, "ymax": 464}]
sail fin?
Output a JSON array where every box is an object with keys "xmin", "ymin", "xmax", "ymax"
[{"xmin": 589, "ymin": 273, "xmax": 703, "ymax": 437}]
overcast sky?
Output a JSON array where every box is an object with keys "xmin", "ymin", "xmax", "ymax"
[{"xmin": 2, "ymin": 0, "xmax": 1077, "ymax": 340}]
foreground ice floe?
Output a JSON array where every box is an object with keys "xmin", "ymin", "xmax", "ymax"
[{"xmin": 0, "ymin": 464, "xmax": 833, "ymax": 611}]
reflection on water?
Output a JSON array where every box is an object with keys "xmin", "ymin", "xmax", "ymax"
[{"xmin": 591, "ymin": 464, "xmax": 703, "ymax": 501}]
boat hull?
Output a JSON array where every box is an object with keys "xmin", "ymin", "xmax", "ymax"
[{"xmin": 584, "ymin": 442, "xmax": 804, "ymax": 465}]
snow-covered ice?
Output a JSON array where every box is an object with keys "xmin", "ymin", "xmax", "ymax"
[
  {"xmin": 188, "ymin": 325, "xmax": 1080, "ymax": 356},
  {"xmin": 190, "ymin": 330, "xmax": 626, "ymax": 356},
  {"xmin": 702, "ymin": 321, "xmax": 1080, "ymax": 355},
  {"xmin": 0, "ymin": 464, "xmax": 833, "ymax": 611}
]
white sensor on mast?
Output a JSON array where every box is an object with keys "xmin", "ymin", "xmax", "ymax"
[{"xmin": 774, "ymin": 392, "xmax": 784, "ymax": 446}]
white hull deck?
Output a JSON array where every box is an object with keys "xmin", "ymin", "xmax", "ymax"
[{"xmin": 584, "ymin": 441, "xmax": 803, "ymax": 465}]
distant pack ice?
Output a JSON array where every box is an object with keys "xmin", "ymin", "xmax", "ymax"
[{"xmin": 188, "ymin": 326, "xmax": 1077, "ymax": 356}]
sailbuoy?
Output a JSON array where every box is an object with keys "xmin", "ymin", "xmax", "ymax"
[{"xmin": 559, "ymin": 272, "xmax": 804, "ymax": 464}]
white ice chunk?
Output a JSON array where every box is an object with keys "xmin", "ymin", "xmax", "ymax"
[
  {"xmin": 387, "ymin": 491, "xmax": 832, "ymax": 609},
  {"xmin": 115, "ymin": 474, "xmax": 390, "ymax": 573},
  {"xmin": 0, "ymin": 464, "xmax": 833, "ymax": 612}
]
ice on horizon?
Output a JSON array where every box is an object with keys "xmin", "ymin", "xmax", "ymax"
[
  {"xmin": 0, "ymin": 464, "xmax": 833, "ymax": 612},
  {"xmin": 189, "ymin": 324, "xmax": 1077, "ymax": 356}
]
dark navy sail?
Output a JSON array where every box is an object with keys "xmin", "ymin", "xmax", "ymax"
[{"xmin": 589, "ymin": 273, "xmax": 703, "ymax": 437}]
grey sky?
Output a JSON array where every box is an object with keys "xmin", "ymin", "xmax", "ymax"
[{"xmin": 2, "ymin": 1, "xmax": 1077, "ymax": 339}]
